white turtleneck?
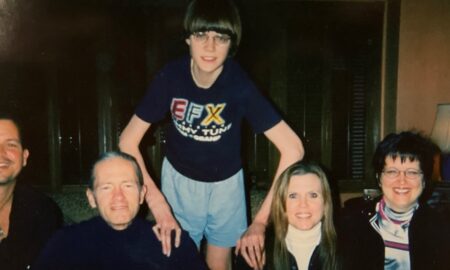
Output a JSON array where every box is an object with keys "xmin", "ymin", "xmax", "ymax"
[{"xmin": 285, "ymin": 222, "xmax": 322, "ymax": 270}]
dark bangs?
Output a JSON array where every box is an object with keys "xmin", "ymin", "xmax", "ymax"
[
  {"xmin": 386, "ymin": 152, "xmax": 420, "ymax": 165},
  {"xmin": 373, "ymin": 131, "xmax": 435, "ymax": 183},
  {"xmin": 185, "ymin": 10, "xmax": 237, "ymax": 41},
  {"xmin": 183, "ymin": 0, "xmax": 242, "ymax": 52},
  {"xmin": 188, "ymin": 18, "xmax": 236, "ymax": 39}
]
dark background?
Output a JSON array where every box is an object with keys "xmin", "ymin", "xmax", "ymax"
[{"xmin": 0, "ymin": 0, "xmax": 389, "ymax": 193}]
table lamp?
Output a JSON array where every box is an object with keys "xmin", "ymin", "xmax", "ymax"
[{"xmin": 430, "ymin": 103, "xmax": 450, "ymax": 181}]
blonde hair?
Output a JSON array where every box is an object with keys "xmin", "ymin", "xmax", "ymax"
[{"xmin": 271, "ymin": 161, "xmax": 338, "ymax": 270}]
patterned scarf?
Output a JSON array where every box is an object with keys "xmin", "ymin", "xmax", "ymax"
[{"xmin": 370, "ymin": 198, "xmax": 418, "ymax": 270}]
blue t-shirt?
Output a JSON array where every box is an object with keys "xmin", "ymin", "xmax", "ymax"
[{"xmin": 136, "ymin": 55, "xmax": 281, "ymax": 182}]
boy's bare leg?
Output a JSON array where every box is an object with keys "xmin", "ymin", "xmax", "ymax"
[{"xmin": 206, "ymin": 244, "xmax": 231, "ymax": 270}]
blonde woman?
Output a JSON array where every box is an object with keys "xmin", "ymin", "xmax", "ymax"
[{"xmin": 236, "ymin": 161, "xmax": 339, "ymax": 270}]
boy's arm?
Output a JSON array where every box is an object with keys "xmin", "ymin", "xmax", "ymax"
[
  {"xmin": 236, "ymin": 120, "xmax": 304, "ymax": 269},
  {"xmin": 119, "ymin": 114, "xmax": 182, "ymax": 257}
]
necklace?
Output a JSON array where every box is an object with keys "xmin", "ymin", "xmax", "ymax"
[
  {"xmin": 191, "ymin": 62, "xmax": 207, "ymax": 88},
  {"xmin": 0, "ymin": 222, "xmax": 6, "ymax": 243},
  {"xmin": 0, "ymin": 193, "xmax": 13, "ymax": 242},
  {"xmin": 190, "ymin": 60, "xmax": 219, "ymax": 89}
]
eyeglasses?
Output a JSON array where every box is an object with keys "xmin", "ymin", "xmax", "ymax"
[
  {"xmin": 382, "ymin": 168, "xmax": 423, "ymax": 180},
  {"xmin": 191, "ymin": 32, "xmax": 231, "ymax": 46}
]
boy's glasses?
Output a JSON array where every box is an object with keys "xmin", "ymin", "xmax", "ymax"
[
  {"xmin": 191, "ymin": 32, "xmax": 231, "ymax": 46},
  {"xmin": 382, "ymin": 168, "xmax": 423, "ymax": 180}
]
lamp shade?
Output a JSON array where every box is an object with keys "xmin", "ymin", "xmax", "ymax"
[
  {"xmin": 431, "ymin": 104, "xmax": 450, "ymax": 153},
  {"xmin": 431, "ymin": 103, "xmax": 450, "ymax": 181}
]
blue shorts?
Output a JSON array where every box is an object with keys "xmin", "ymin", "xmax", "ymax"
[{"xmin": 161, "ymin": 158, "xmax": 247, "ymax": 248}]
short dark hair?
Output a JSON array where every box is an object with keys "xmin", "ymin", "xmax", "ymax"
[
  {"xmin": 89, "ymin": 151, "xmax": 144, "ymax": 190},
  {"xmin": 0, "ymin": 111, "xmax": 25, "ymax": 147},
  {"xmin": 373, "ymin": 131, "xmax": 435, "ymax": 185},
  {"xmin": 184, "ymin": 0, "xmax": 241, "ymax": 56}
]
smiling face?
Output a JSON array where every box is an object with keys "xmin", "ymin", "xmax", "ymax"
[
  {"xmin": 0, "ymin": 119, "xmax": 29, "ymax": 185},
  {"xmin": 186, "ymin": 31, "xmax": 230, "ymax": 82},
  {"xmin": 86, "ymin": 157, "xmax": 146, "ymax": 230},
  {"xmin": 380, "ymin": 156, "xmax": 424, "ymax": 212},
  {"xmin": 285, "ymin": 173, "xmax": 324, "ymax": 231}
]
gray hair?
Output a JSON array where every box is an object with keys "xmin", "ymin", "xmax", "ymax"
[{"xmin": 88, "ymin": 151, "xmax": 143, "ymax": 190}]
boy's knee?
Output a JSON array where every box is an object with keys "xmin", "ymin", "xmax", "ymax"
[{"xmin": 206, "ymin": 245, "xmax": 232, "ymax": 270}]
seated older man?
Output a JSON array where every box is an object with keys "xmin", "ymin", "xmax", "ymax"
[{"xmin": 33, "ymin": 151, "xmax": 207, "ymax": 270}]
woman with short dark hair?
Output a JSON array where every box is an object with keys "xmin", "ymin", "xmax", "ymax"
[{"xmin": 342, "ymin": 131, "xmax": 450, "ymax": 270}]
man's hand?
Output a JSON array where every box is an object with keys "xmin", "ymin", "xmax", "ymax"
[
  {"xmin": 149, "ymin": 199, "xmax": 182, "ymax": 257},
  {"xmin": 118, "ymin": 116, "xmax": 183, "ymax": 257},
  {"xmin": 235, "ymin": 222, "xmax": 266, "ymax": 270}
]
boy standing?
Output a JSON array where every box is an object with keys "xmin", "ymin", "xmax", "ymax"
[{"xmin": 119, "ymin": 0, "xmax": 304, "ymax": 269}]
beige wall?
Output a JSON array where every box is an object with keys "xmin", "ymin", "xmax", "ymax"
[{"xmin": 396, "ymin": 0, "xmax": 450, "ymax": 134}]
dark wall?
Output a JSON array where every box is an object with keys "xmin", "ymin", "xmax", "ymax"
[{"xmin": 0, "ymin": 0, "xmax": 385, "ymax": 191}]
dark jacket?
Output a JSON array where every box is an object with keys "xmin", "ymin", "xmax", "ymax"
[
  {"xmin": 235, "ymin": 246, "xmax": 322, "ymax": 270},
  {"xmin": 286, "ymin": 246, "xmax": 323, "ymax": 270},
  {"xmin": 234, "ymin": 226, "xmax": 324, "ymax": 270},
  {"xmin": 33, "ymin": 216, "xmax": 207, "ymax": 270},
  {"xmin": 341, "ymin": 197, "xmax": 450, "ymax": 270},
  {"xmin": 0, "ymin": 183, "xmax": 63, "ymax": 270}
]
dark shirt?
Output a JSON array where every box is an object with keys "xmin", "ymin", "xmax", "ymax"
[
  {"xmin": 136, "ymin": 55, "xmax": 281, "ymax": 182},
  {"xmin": 0, "ymin": 183, "xmax": 63, "ymax": 270},
  {"xmin": 341, "ymin": 197, "xmax": 450, "ymax": 270},
  {"xmin": 33, "ymin": 216, "xmax": 207, "ymax": 270},
  {"xmin": 235, "ymin": 246, "xmax": 323, "ymax": 270},
  {"xmin": 234, "ymin": 224, "xmax": 326, "ymax": 270}
]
